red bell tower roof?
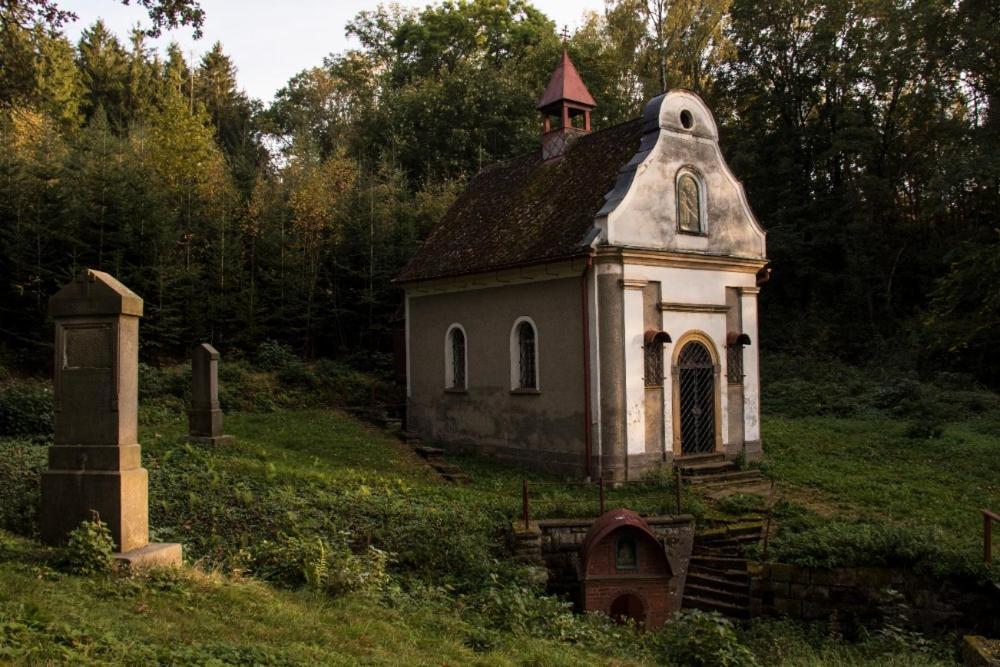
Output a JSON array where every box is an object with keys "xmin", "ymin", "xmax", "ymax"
[{"xmin": 537, "ymin": 48, "xmax": 596, "ymax": 111}]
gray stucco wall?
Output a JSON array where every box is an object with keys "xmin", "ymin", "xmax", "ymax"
[{"xmin": 407, "ymin": 277, "xmax": 587, "ymax": 475}]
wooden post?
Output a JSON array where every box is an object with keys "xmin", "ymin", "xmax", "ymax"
[
  {"xmin": 522, "ymin": 480, "xmax": 530, "ymax": 530},
  {"xmin": 599, "ymin": 477, "xmax": 606, "ymax": 515},
  {"xmin": 674, "ymin": 466, "xmax": 682, "ymax": 514}
]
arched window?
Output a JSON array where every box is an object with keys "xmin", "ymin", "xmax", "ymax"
[
  {"xmin": 677, "ymin": 171, "xmax": 704, "ymax": 234},
  {"xmin": 726, "ymin": 332, "xmax": 751, "ymax": 385},
  {"xmin": 444, "ymin": 324, "xmax": 467, "ymax": 390},
  {"xmin": 510, "ymin": 317, "xmax": 539, "ymax": 391},
  {"xmin": 644, "ymin": 330, "xmax": 671, "ymax": 388}
]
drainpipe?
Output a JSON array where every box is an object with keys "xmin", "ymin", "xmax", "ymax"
[{"xmin": 581, "ymin": 255, "xmax": 594, "ymax": 480}]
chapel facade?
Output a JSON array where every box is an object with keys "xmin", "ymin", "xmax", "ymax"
[{"xmin": 397, "ymin": 50, "xmax": 768, "ymax": 481}]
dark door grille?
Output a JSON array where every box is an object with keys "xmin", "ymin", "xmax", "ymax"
[{"xmin": 678, "ymin": 341, "xmax": 715, "ymax": 454}]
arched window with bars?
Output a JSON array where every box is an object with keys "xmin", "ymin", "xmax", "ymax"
[
  {"xmin": 510, "ymin": 317, "xmax": 539, "ymax": 391},
  {"xmin": 444, "ymin": 324, "xmax": 467, "ymax": 390}
]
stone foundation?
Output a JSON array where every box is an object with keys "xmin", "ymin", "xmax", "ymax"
[{"xmin": 749, "ymin": 562, "xmax": 1000, "ymax": 635}]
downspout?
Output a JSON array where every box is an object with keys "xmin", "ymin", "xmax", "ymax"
[{"xmin": 581, "ymin": 255, "xmax": 594, "ymax": 480}]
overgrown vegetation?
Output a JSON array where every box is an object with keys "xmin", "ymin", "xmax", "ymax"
[
  {"xmin": 754, "ymin": 355, "xmax": 1000, "ymax": 580},
  {"xmin": 62, "ymin": 515, "xmax": 115, "ymax": 576},
  {"xmin": 0, "ymin": 366, "xmax": 979, "ymax": 664}
]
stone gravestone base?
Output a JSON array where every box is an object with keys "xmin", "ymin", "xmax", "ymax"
[
  {"xmin": 43, "ymin": 269, "xmax": 181, "ymax": 568},
  {"xmin": 114, "ymin": 542, "xmax": 183, "ymax": 568},
  {"xmin": 187, "ymin": 343, "xmax": 234, "ymax": 446}
]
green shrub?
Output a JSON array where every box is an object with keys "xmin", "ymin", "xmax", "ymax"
[
  {"xmin": 904, "ymin": 416, "xmax": 944, "ymax": 440},
  {"xmin": 63, "ymin": 514, "xmax": 115, "ymax": 575},
  {"xmin": 256, "ymin": 340, "xmax": 299, "ymax": 371},
  {"xmin": 0, "ymin": 439, "xmax": 45, "ymax": 535},
  {"xmin": 314, "ymin": 358, "xmax": 386, "ymax": 407},
  {"xmin": 649, "ymin": 610, "xmax": 758, "ymax": 667},
  {"xmin": 218, "ymin": 360, "xmax": 251, "ymax": 385},
  {"xmin": 138, "ymin": 363, "xmax": 189, "ymax": 402},
  {"xmin": 471, "ymin": 580, "xmax": 607, "ymax": 643},
  {"xmin": 276, "ymin": 360, "xmax": 316, "ymax": 389},
  {"xmin": 349, "ymin": 494, "xmax": 502, "ymax": 588},
  {"xmin": 0, "ymin": 382, "xmax": 53, "ymax": 436},
  {"xmin": 252, "ymin": 532, "xmax": 391, "ymax": 596}
]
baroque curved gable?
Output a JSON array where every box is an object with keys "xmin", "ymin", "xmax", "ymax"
[{"xmin": 597, "ymin": 90, "xmax": 766, "ymax": 260}]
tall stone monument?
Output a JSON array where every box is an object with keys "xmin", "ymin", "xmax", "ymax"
[
  {"xmin": 188, "ymin": 343, "xmax": 233, "ymax": 445},
  {"xmin": 42, "ymin": 269, "xmax": 181, "ymax": 566}
]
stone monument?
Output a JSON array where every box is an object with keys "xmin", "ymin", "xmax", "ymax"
[
  {"xmin": 41, "ymin": 269, "xmax": 181, "ymax": 566},
  {"xmin": 188, "ymin": 343, "xmax": 233, "ymax": 445}
]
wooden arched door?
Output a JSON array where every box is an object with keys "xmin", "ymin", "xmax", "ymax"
[{"xmin": 678, "ymin": 341, "xmax": 716, "ymax": 454}]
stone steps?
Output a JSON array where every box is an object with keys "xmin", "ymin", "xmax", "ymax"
[
  {"xmin": 401, "ymin": 435, "xmax": 470, "ymax": 484},
  {"xmin": 690, "ymin": 555, "xmax": 748, "ymax": 572},
  {"xmin": 414, "ymin": 445, "xmax": 445, "ymax": 459},
  {"xmin": 678, "ymin": 460, "xmax": 739, "ymax": 476},
  {"xmin": 688, "ymin": 567, "xmax": 751, "ymax": 586},
  {"xmin": 684, "ymin": 582, "xmax": 750, "ymax": 607},
  {"xmin": 682, "ymin": 524, "xmax": 761, "ymax": 619},
  {"xmin": 683, "ymin": 594, "xmax": 751, "ymax": 619},
  {"xmin": 676, "ymin": 452, "xmax": 727, "ymax": 465},
  {"xmin": 697, "ymin": 533, "xmax": 762, "ymax": 551},
  {"xmin": 428, "ymin": 460, "xmax": 470, "ymax": 485},
  {"xmin": 686, "ymin": 571, "xmax": 751, "ymax": 595}
]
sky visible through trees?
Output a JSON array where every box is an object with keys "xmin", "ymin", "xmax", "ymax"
[{"xmin": 0, "ymin": 0, "xmax": 997, "ymax": 385}]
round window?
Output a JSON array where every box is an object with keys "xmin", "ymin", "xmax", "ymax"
[{"xmin": 680, "ymin": 110, "xmax": 693, "ymax": 129}]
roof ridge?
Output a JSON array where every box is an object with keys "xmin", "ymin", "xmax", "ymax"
[{"xmin": 471, "ymin": 116, "xmax": 643, "ymax": 179}]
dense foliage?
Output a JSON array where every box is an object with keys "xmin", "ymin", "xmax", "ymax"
[{"xmin": 0, "ymin": 0, "xmax": 996, "ymax": 383}]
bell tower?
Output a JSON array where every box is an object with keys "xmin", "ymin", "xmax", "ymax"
[{"xmin": 537, "ymin": 46, "xmax": 596, "ymax": 160}]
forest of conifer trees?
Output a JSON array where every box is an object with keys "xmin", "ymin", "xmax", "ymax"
[{"xmin": 0, "ymin": 0, "xmax": 997, "ymax": 385}]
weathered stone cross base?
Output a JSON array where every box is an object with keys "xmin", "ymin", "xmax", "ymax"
[
  {"xmin": 41, "ymin": 469, "xmax": 183, "ymax": 568},
  {"xmin": 114, "ymin": 542, "xmax": 183, "ymax": 568}
]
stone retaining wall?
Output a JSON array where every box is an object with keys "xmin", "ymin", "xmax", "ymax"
[{"xmin": 749, "ymin": 562, "xmax": 1000, "ymax": 635}]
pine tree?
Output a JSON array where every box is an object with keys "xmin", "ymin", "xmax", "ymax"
[{"xmin": 77, "ymin": 20, "xmax": 128, "ymax": 128}]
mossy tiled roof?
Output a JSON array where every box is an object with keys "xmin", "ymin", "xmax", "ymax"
[{"xmin": 397, "ymin": 118, "xmax": 644, "ymax": 283}]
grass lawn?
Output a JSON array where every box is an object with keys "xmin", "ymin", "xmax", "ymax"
[
  {"xmin": 761, "ymin": 415, "xmax": 1000, "ymax": 571},
  {"xmin": 0, "ymin": 405, "xmax": 985, "ymax": 665},
  {"xmin": 0, "ymin": 533, "xmax": 615, "ymax": 666}
]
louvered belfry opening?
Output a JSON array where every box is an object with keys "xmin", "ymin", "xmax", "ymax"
[
  {"xmin": 678, "ymin": 341, "xmax": 716, "ymax": 454},
  {"xmin": 537, "ymin": 48, "xmax": 596, "ymax": 160}
]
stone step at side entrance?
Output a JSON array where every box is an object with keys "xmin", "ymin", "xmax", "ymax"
[{"xmin": 400, "ymin": 436, "xmax": 470, "ymax": 484}]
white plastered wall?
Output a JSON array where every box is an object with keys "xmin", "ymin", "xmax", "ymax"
[
  {"xmin": 622, "ymin": 264, "xmax": 759, "ymax": 456},
  {"xmin": 602, "ymin": 90, "xmax": 767, "ymax": 260}
]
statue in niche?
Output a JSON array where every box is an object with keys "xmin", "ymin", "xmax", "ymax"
[
  {"xmin": 678, "ymin": 173, "xmax": 701, "ymax": 233},
  {"xmin": 616, "ymin": 536, "xmax": 637, "ymax": 569}
]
